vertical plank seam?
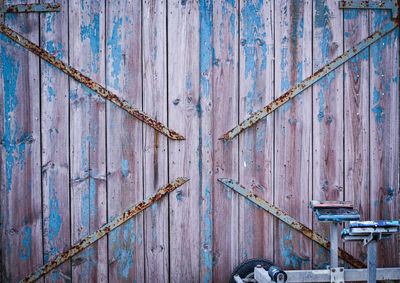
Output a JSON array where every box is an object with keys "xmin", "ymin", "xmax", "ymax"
[
  {"xmin": 38, "ymin": 5, "xmax": 45, "ymax": 279},
  {"xmin": 104, "ymin": 0, "xmax": 109, "ymax": 281},
  {"xmin": 272, "ymin": 0, "xmax": 276, "ymax": 265},
  {"xmin": 237, "ymin": 0, "xmax": 241, "ymax": 265},
  {"xmin": 368, "ymin": 8, "xmax": 371, "ymax": 232},
  {"xmin": 341, "ymin": 6, "xmax": 345, "ymax": 255},
  {"xmin": 165, "ymin": 1, "xmax": 170, "ymax": 281},
  {"xmin": 140, "ymin": 0, "xmax": 146, "ymax": 280},
  {"xmin": 311, "ymin": 0, "xmax": 314, "ymax": 269},
  {"xmin": 166, "ymin": 1, "xmax": 171, "ymax": 282},
  {"xmin": 67, "ymin": 0, "xmax": 72, "ymax": 279}
]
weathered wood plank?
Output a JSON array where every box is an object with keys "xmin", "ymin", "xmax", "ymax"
[
  {"xmin": 343, "ymin": 8, "xmax": 369, "ymax": 267},
  {"xmin": 199, "ymin": 1, "xmax": 213, "ymax": 281},
  {"xmin": 238, "ymin": 0, "xmax": 274, "ymax": 263},
  {"xmin": 369, "ymin": 10, "xmax": 399, "ymax": 267},
  {"xmin": 312, "ymin": 0, "xmax": 344, "ymax": 269},
  {"xmin": 105, "ymin": 0, "xmax": 144, "ymax": 281},
  {"xmin": 274, "ymin": 0, "xmax": 312, "ymax": 270},
  {"xmin": 0, "ymin": 3, "xmax": 42, "ymax": 281},
  {"xmin": 168, "ymin": 0, "xmax": 200, "ymax": 281},
  {"xmin": 211, "ymin": 1, "xmax": 239, "ymax": 282},
  {"xmin": 69, "ymin": 0, "xmax": 107, "ymax": 281},
  {"xmin": 142, "ymin": 0, "xmax": 169, "ymax": 281},
  {"xmin": 40, "ymin": 0, "xmax": 71, "ymax": 281}
]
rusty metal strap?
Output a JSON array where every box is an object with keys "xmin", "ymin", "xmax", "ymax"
[
  {"xmin": 218, "ymin": 178, "xmax": 366, "ymax": 268},
  {"xmin": 0, "ymin": 24, "xmax": 185, "ymax": 140},
  {"xmin": 19, "ymin": 177, "xmax": 189, "ymax": 283},
  {"xmin": 4, "ymin": 3, "xmax": 61, "ymax": 13},
  {"xmin": 220, "ymin": 19, "xmax": 399, "ymax": 140}
]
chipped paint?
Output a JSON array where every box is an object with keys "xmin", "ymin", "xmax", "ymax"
[
  {"xmin": 19, "ymin": 178, "xmax": 189, "ymax": 282},
  {"xmin": 199, "ymin": 1, "xmax": 213, "ymax": 281},
  {"xmin": 107, "ymin": 16, "xmax": 123, "ymax": 91},
  {"xmin": 1, "ymin": 45, "xmax": 20, "ymax": 192},
  {"xmin": 0, "ymin": 24, "xmax": 185, "ymax": 140},
  {"xmin": 121, "ymin": 159, "xmax": 129, "ymax": 178},
  {"xmin": 220, "ymin": 19, "xmax": 399, "ymax": 139},
  {"xmin": 19, "ymin": 227, "xmax": 32, "ymax": 261},
  {"xmin": 218, "ymin": 179, "xmax": 365, "ymax": 268},
  {"xmin": 80, "ymin": 13, "xmax": 100, "ymax": 73}
]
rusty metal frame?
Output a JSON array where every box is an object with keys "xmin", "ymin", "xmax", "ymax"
[
  {"xmin": 220, "ymin": 0, "xmax": 400, "ymax": 140},
  {"xmin": 19, "ymin": 177, "xmax": 189, "ymax": 283},
  {"xmin": 3, "ymin": 3, "xmax": 61, "ymax": 13},
  {"xmin": 0, "ymin": 4, "xmax": 185, "ymax": 140},
  {"xmin": 218, "ymin": 178, "xmax": 366, "ymax": 268}
]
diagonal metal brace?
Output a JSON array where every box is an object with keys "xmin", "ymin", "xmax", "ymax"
[
  {"xmin": 218, "ymin": 178, "xmax": 366, "ymax": 268},
  {"xmin": 19, "ymin": 177, "xmax": 189, "ymax": 283},
  {"xmin": 339, "ymin": 0, "xmax": 399, "ymax": 19},
  {"xmin": 0, "ymin": 24, "xmax": 185, "ymax": 140},
  {"xmin": 220, "ymin": 19, "xmax": 399, "ymax": 140}
]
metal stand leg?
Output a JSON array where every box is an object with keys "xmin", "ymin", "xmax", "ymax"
[
  {"xmin": 367, "ymin": 240, "xmax": 377, "ymax": 283},
  {"xmin": 330, "ymin": 222, "xmax": 338, "ymax": 268}
]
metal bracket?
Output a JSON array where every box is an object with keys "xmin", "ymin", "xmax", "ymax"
[
  {"xmin": 339, "ymin": 0, "xmax": 399, "ymax": 19},
  {"xmin": 220, "ymin": 1, "xmax": 399, "ymax": 140},
  {"xmin": 0, "ymin": 2, "xmax": 185, "ymax": 140},
  {"xmin": 330, "ymin": 267, "xmax": 344, "ymax": 283},
  {"xmin": 19, "ymin": 177, "xmax": 189, "ymax": 283},
  {"xmin": 218, "ymin": 178, "xmax": 366, "ymax": 268}
]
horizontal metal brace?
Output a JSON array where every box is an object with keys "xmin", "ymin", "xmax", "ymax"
[
  {"xmin": 218, "ymin": 178, "xmax": 366, "ymax": 268},
  {"xmin": 255, "ymin": 267, "xmax": 400, "ymax": 282},
  {"xmin": 220, "ymin": 20, "xmax": 399, "ymax": 140},
  {"xmin": 339, "ymin": 0, "xmax": 399, "ymax": 19},
  {"xmin": 4, "ymin": 3, "xmax": 61, "ymax": 13},
  {"xmin": 19, "ymin": 177, "xmax": 189, "ymax": 283},
  {"xmin": 0, "ymin": 24, "xmax": 185, "ymax": 140}
]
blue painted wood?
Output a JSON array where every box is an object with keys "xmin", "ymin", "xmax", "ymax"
[
  {"xmin": 106, "ymin": 0, "xmax": 144, "ymax": 281},
  {"xmin": 0, "ymin": 1, "xmax": 398, "ymax": 281},
  {"xmin": 0, "ymin": 3, "xmax": 42, "ymax": 281},
  {"xmin": 69, "ymin": 1, "xmax": 107, "ymax": 281},
  {"xmin": 238, "ymin": 0, "xmax": 274, "ymax": 265},
  {"xmin": 369, "ymin": 9, "xmax": 399, "ymax": 267},
  {"xmin": 40, "ymin": 0, "xmax": 70, "ymax": 282}
]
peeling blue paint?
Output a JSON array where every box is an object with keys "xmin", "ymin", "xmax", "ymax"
[
  {"xmin": 385, "ymin": 185, "xmax": 394, "ymax": 203},
  {"xmin": 373, "ymin": 87, "xmax": 381, "ymax": 104},
  {"xmin": 200, "ymin": 1, "xmax": 213, "ymax": 281},
  {"xmin": 186, "ymin": 73, "xmax": 192, "ymax": 90},
  {"xmin": 48, "ymin": 85, "xmax": 56, "ymax": 102},
  {"xmin": 280, "ymin": 223, "xmax": 309, "ymax": 268},
  {"xmin": 154, "ymin": 28, "xmax": 158, "ymax": 60},
  {"xmin": 121, "ymin": 159, "xmax": 129, "ymax": 178},
  {"xmin": 109, "ymin": 221, "xmax": 137, "ymax": 280},
  {"xmin": 107, "ymin": 16, "xmax": 123, "ymax": 91},
  {"xmin": 81, "ymin": 13, "xmax": 101, "ymax": 73},
  {"xmin": 19, "ymin": 226, "xmax": 32, "ymax": 260},
  {"xmin": 314, "ymin": 0, "xmax": 330, "ymax": 29},
  {"xmin": 1, "ymin": 46, "xmax": 20, "ymax": 192}
]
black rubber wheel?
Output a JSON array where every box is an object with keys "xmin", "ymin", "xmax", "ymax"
[{"xmin": 229, "ymin": 258, "xmax": 273, "ymax": 283}]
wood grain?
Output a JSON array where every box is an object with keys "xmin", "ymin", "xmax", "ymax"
[
  {"xmin": 0, "ymin": 2, "xmax": 42, "ymax": 281},
  {"xmin": 274, "ymin": 0, "xmax": 313, "ymax": 270},
  {"xmin": 238, "ymin": 0, "xmax": 274, "ymax": 264},
  {"xmin": 142, "ymin": 0, "xmax": 169, "ymax": 281},
  {"xmin": 106, "ymin": 0, "xmax": 144, "ymax": 281},
  {"xmin": 343, "ymin": 8, "xmax": 369, "ymax": 267},
  {"xmin": 312, "ymin": 0, "xmax": 344, "ymax": 269},
  {"xmin": 211, "ymin": 1, "xmax": 239, "ymax": 282},
  {"xmin": 369, "ymin": 9, "xmax": 399, "ymax": 267},
  {"xmin": 168, "ymin": 0, "xmax": 200, "ymax": 281},
  {"xmin": 40, "ymin": 0, "xmax": 71, "ymax": 281},
  {"xmin": 69, "ymin": 1, "xmax": 107, "ymax": 281}
]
